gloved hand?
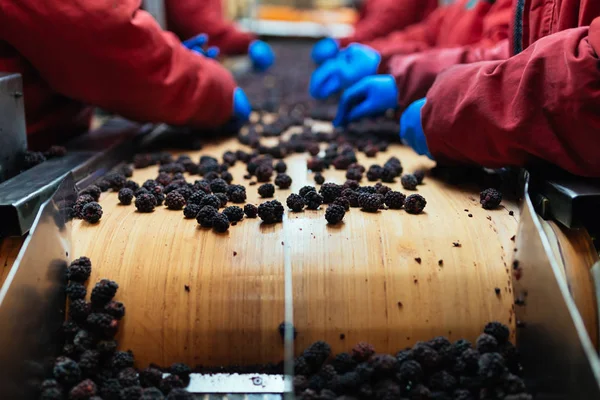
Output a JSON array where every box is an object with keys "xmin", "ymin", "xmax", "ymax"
[
  {"xmin": 233, "ymin": 88, "xmax": 251, "ymax": 123},
  {"xmin": 183, "ymin": 33, "xmax": 220, "ymax": 59},
  {"xmin": 311, "ymin": 37, "xmax": 340, "ymax": 65},
  {"xmin": 399, "ymin": 98, "xmax": 432, "ymax": 159},
  {"xmin": 248, "ymin": 40, "xmax": 275, "ymax": 72},
  {"xmin": 309, "ymin": 43, "xmax": 381, "ymax": 100},
  {"xmin": 333, "ymin": 75, "xmax": 398, "ymax": 127}
]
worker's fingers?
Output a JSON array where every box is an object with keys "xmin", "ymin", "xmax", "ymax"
[
  {"xmin": 206, "ymin": 47, "xmax": 220, "ymax": 59},
  {"xmin": 346, "ymin": 100, "xmax": 373, "ymax": 124},
  {"xmin": 309, "ymin": 61, "xmax": 339, "ymax": 99},
  {"xmin": 183, "ymin": 33, "xmax": 208, "ymax": 50},
  {"xmin": 333, "ymin": 81, "xmax": 368, "ymax": 126}
]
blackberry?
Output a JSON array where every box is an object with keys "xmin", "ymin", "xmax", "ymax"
[
  {"xmin": 229, "ymin": 188, "xmax": 247, "ymax": 203},
  {"xmin": 79, "ymin": 350, "xmax": 100, "ymax": 376},
  {"xmin": 258, "ymin": 200, "xmax": 284, "ymax": 224},
  {"xmin": 170, "ymin": 363, "xmax": 192, "ymax": 385},
  {"xmin": 480, "ymin": 188, "xmax": 502, "ymax": 209},
  {"xmin": 331, "ymin": 353, "xmax": 357, "ymax": 374},
  {"xmin": 352, "ymin": 342, "xmax": 375, "ymax": 362},
  {"xmin": 384, "ymin": 157, "xmax": 403, "ymax": 175},
  {"xmin": 142, "ymin": 179, "xmax": 159, "ymax": 191},
  {"xmin": 150, "ymin": 185, "xmax": 165, "ymax": 206},
  {"xmin": 412, "ymin": 342, "xmax": 441, "ymax": 372},
  {"xmin": 45, "ymin": 145, "xmax": 68, "ymax": 159},
  {"xmin": 66, "ymin": 282, "xmax": 87, "ymax": 300},
  {"xmin": 275, "ymin": 160, "xmax": 287, "ymax": 173},
  {"xmin": 135, "ymin": 193, "xmax": 157, "ymax": 213},
  {"xmin": 381, "ymin": 166, "xmax": 398, "ymax": 183},
  {"xmin": 342, "ymin": 180, "xmax": 361, "ymax": 191},
  {"xmin": 120, "ymin": 386, "xmax": 143, "ymax": 400},
  {"xmin": 140, "ymin": 387, "xmax": 165, "ymax": 399},
  {"xmin": 219, "ymin": 171, "xmax": 233, "ymax": 184},
  {"xmin": 307, "ymin": 157, "xmax": 325, "ymax": 172},
  {"xmin": 166, "ymin": 389, "xmax": 192, "ymax": 399},
  {"xmin": 53, "ymin": 357, "xmax": 81, "ymax": 386},
  {"xmin": 21, "ymin": 151, "xmax": 46, "ymax": 170},
  {"xmin": 111, "ymin": 350, "xmax": 134, "ymax": 370},
  {"xmin": 183, "ymin": 204, "xmax": 201, "ymax": 219},
  {"xmin": 187, "ymin": 191, "xmax": 206, "ymax": 206},
  {"xmin": 87, "ymin": 312, "xmax": 118, "ymax": 337},
  {"xmin": 314, "ymin": 173, "xmax": 325, "ymax": 185},
  {"xmin": 428, "ymin": 370, "xmax": 457, "ymax": 391},
  {"xmin": 363, "ymin": 144, "xmax": 378, "ymax": 157},
  {"xmin": 384, "ymin": 191, "xmax": 405, "ymax": 209},
  {"xmin": 124, "ymin": 180, "xmax": 140, "ymax": 191},
  {"xmin": 156, "ymin": 172, "xmax": 172, "ymax": 187},
  {"xmin": 299, "ymin": 186, "xmax": 316, "ymax": 197},
  {"xmin": 304, "ymin": 191, "xmax": 323, "ymax": 210},
  {"xmin": 275, "ymin": 173, "xmax": 292, "ymax": 189},
  {"xmin": 341, "ymin": 189, "xmax": 359, "ymax": 208},
  {"xmin": 69, "ymin": 379, "xmax": 97, "ymax": 399},
  {"xmin": 41, "ymin": 379, "xmax": 61, "ymax": 391},
  {"xmin": 117, "ymin": 367, "xmax": 140, "ymax": 387},
  {"xmin": 95, "ymin": 179, "xmax": 111, "ymax": 192},
  {"xmin": 293, "ymin": 375, "xmax": 308, "ymax": 393},
  {"xmin": 302, "ymin": 341, "xmax": 331, "ymax": 368},
  {"xmin": 255, "ymin": 164, "xmax": 274, "ymax": 182},
  {"xmin": 63, "ymin": 320, "xmax": 80, "ymax": 339},
  {"xmin": 478, "ymin": 352, "xmax": 507, "ymax": 385},
  {"xmin": 196, "ymin": 205, "xmax": 219, "ymax": 227},
  {"xmin": 286, "ymin": 194, "xmax": 306, "ymax": 212},
  {"xmin": 400, "ymin": 174, "xmax": 418, "ymax": 190},
  {"xmin": 223, "ymin": 206, "xmax": 244, "ymax": 222},
  {"xmin": 258, "ymin": 183, "xmax": 275, "ymax": 198},
  {"xmin": 325, "ymin": 205, "xmax": 345, "ymax": 224},
  {"xmin": 118, "ymin": 188, "xmax": 134, "ymax": 205},
  {"xmin": 104, "ymin": 301, "xmax": 125, "ymax": 320},
  {"xmin": 106, "ymin": 173, "xmax": 127, "ymax": 191},
  {"xmin": 243, "ymin": 204, "xmax": 258, "ymax": 218},
  {"xmin": 212, "ymin": 213, "xmax": 230, "ymax": 232},
  {"xmin": 319, "ymin": 183, "xmax": 342, "ymax": 203},
  {"xmin": 454, "ymin": 348, "xmax": 480, "ymax": 375},
  {"xmin": 277, "ymin": 321, "xmax": 298, "ymax": 341},
  {"xmin": 366, "ymin": 165, "xmax": 383, "ymax": 181},
  {"xmin": 74, "ymin": 329, "xmax": 94, "ymax": 352},
  {"xmin": 345, "ymin": 168, "xmax": 363, "ymax": 181},
  {"xmin": 199, "ymin": 194, "xmax": 221, "ymax": 209},
  {"xmin": 165, "ymin": 191, "xmax": 186, "ymax": 210},
  {"xmin": 73, "ymin": 195, "xmax": 95, "ymax": 218},
  {"xmin": 210, "ymin": 178, "xmax": 229, "ymax": 194},
  {"xmin": 397, "ymin": 360, "xmax": 423, "ymax": 384},
  {"xmin": 139, "ymin": 367, "xmax": 163, "ymax": 388},
  {"xmin": 133, "ymin": 154, "xmax": 152, "ymax": 169},
  {"xmin": 484, "ymin": 322, "xmax": 510, "ymax": 344},
  {"xmin": 69, "ymin": 299, "xmax": 91, "ymax": 321},
  {"xmin": 91, "ymin": 279, "xmax": 118, "ymax": 306},
  {"xmin": 476, "ymin": 333, "xmax": 498, "ymax": 354},
  {"xmin": 135, "ymin": 188, "xmax": 150, "ymax": 197},
  {"xmin": 294, "ymin": 356, "xmax": 313, "ymax": 376},
  {"xmin": 414, "ymin": 169, "xmax": 425, "ymax": 184},
  {"xmin": 333, "ymin": 196, "xmax": 350, "ymax": 211},
  {"xmin": 375, "ymin": 183, "xmax": 392, "ymax": 195},
  {"xmin": 358, "ymin": 193, "xmax": 383, "ymax": 212},
  {"xmin": 175, "ymin": 186, "xmax": 193, "ymax": 201},
  {"xmin": 99, "ymin": 378, "xmax": 122, "ymax": 400},
  {"xmin": 370, "ymin": 354, "xmax": 397, "ymax": 376},
  {"xmin": 81, "ymin": 202, "xmax": 103, "ymax": 223},
  {"xmin": 80, "ymin": 185, "xmax": 102, "ymax": 202},
  {"xmin": 453, "ymin": 389, "xmax": 474, "ymax": 400},
  {"xmin": 159, "ymin": 375, "xmax": 184, "ymax": 395},
  {"xmin": 96, "ymin": 340, "xmax": 118, "ymax": 355},
  {"xmin": 404, "ymin": 194, "xmax": 427, "ymax": 214},
  {"xmin": 357, "ymin": 186, "xmax": 377, "ymax": 194}
]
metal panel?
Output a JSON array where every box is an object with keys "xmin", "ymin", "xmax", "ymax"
[
  {"xmin": 0, "ymin": 73, "xmax": 28, "ymax": 182},
  {"xmin": 143, "ymin": 0, "xmax": 167, "ymax": 28},
  {"xmin": 515, "ymin": 172, "xmax": 600, "ymax": 398},
  {"xmin": 0, "ymin": 174, "xmax": 76, "ymax": 400}
]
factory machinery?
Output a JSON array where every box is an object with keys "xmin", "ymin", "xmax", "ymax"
[{"xmin": 1, "ymin": 34, "xmax": 600, "ymax": 400}]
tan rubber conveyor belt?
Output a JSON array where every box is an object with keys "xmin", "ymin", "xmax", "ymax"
[{"xmin": 71, "ymin": 135, "xmax": 520, "ymax": 368}]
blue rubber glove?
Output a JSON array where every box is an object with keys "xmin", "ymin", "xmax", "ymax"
[
  {"xmin": 248, "ymin": 40, "xmax": 275, "ymax": 72},
  {"xmin": 309, "ymin": 43, "xmax": 381, "ymax": 100},
  {"xmin": 311, "ymin": 37, "xmax": 340, "ymax": 65},
  {"xmin": 399, "ymin": 98, "xmax": 433, "ymax": 159},
  {"xmin": 333, "ymin": 75, "xmax": 398, "ymax": 127},
  {"xmin": 233, "ymin": 88, "xmax": 251, "ymax": 123},
  {"xmin": 183, "ymin": 34, "xmax": 220, "ymax": 59}
]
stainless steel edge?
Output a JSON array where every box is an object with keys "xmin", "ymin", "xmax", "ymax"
[
  {"xmin": 0, "ymin": 72, "xmax": 28, "ymax": 182},
  {"xmin": 0, "ymin": 174, "xmax": 76, "ymax": 400},
  {"xmin": 515, "ymin": 174, "xmax": 600, "ymax": 398}
]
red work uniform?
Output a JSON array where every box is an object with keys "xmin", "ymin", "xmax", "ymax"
[
  {"xmin": 421, "ymin": 0, "xmax": 600, "ymax": 177},
  {"xmin": 0, "ymin": 0, "xmax": 236, "ymax": 151},
  {"xmin": 384, "ymin": 0, "xmax": 513, "ymax": 109},
  {"xmin": 338, "ymin": 0, "xmax": 439, "ymax": 47},
  {"xmin": 165, "ymin": 0, "xmax": 255, "ymax": 55}
]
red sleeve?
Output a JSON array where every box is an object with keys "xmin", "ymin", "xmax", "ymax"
[
  {"xmin": 0, "ymin": 0, "xmax": 236, "ymax": 128},
  {"xmin": 165, "ymin": 0, "xmax": 255, "ymax": 55},
  {"xmin": 421, "ymin": 24, "xmax": 600, "ymax": 177},
  {"xmin": 338, "ymin": 0, "xmax": 438, "ymax": 47},
  {"xmin": 363, "ymin": 7, "xmax": 448, "ymax": 62},
  {"xmin": 385, "ymin": 0, "xmax": 512, "ymax": 109}
]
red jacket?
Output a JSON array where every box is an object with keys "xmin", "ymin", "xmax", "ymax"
[
  {"xmin": 422, "ymin": 0, "xmax": 600, "ymax": 177},
  {"xmin": 339, "ymin": 0, "xmax": 438, "ymax": 47},
  {"xmin": 0, "ymin": 0, "xmax": 236, "ymax": 151},
  {"xmin": 165, "ymin": 0, "xmax": 255, "ymax": 55},
  {"xmin": 384, "ymin": 0, "xmax": 513, "ymax": 109},
  {"xmin": 366, "ymin": 0, "xmax": 510, "ymax": 64}
]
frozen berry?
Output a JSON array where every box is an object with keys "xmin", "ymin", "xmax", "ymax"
[
  {"xmin": 358, "ymin": 193, "xmax": 383, "ymax": 212},
  {"xmin": 413, "ymin": 169, "xmax": 425, "ymax": 184},
  {"xmin": 314, "ymin": 173, "xmax": 325, "ymax": 185},
  {"xmin": 352, "ymin": 342, "xmax": 375, "ymax": 362},
  {"xmin": 212, "ymin": 213, "xmax": 230, "ymax": 233},
  {"xmin": 480, "ymin": 188, "xmax": 502, "ymax": 209},
  {"xmin": 199, "ymin": 194, "xmax": 221, "ymax": 209},
  {"xmin": 366, "ymin": 165, "xmax": 383, "ymax": 181},
  {"xmin": 275, "ymin": 160, "xmax": 287, "ymax": 173},
  {"xmin": 165, "ymin": 191, "xmax": 186, "ymax": 210},
  {"xmin": 286, "ymin": 194, "xmax": 305, "ymax": 212},
  {"xmin": 325, "ymin": 205, "xmax": 345, "ymax": 224},
  {"xmin": 244, "ymin": 204, "xmax": 258, "ymax": 218},
  {"xmin": 333, "ymin": 196, "xmax": 350, "ymax": 211},
  {"xmin": 484, "ymin": 321, "xmax": 510, "ymax": 344},
  {"xmin": 183, "ymin": 204, "xmax": 201, "ymax": 219},
  {"xmin": 255, "ymin": 164, "xmax": 274, "ymax": 182},
  {"xmin": 384, "ymin": 191, "xmax": 406, "ymax": 209},
  {"xmin": 69, "ymin": 300, "xmax": 91, "ymax": 322},
  {"xmin": 80, "ymin": 185, "xmax": 101, "ymax": 202},
  {"xmin": 66, "ymin": 282, "xmax": 87, "ymax": 300},
  {"xmin": 196, "ymin": 205, "xmax": 218, "ymax": 227},
  {"xmin": 404, "ymin": 194, "xmax": 427, "ymax": 214},
  {"xmin": 135, "ymin": 193, "xmax": 157, "ymax": 213},
  {"xmin": 275, "ymin": 174, "xmax": 292, "ymax": 189},
  {"xmin": 304, "ymin": 191, "xmax": 324, "ymax": 210},
  {"xmin": 81, "ymin": 202, "xmax": 103, "ymax": 223},
  {"xmin": 401, "ymin": 174, "xmax": 418, "ymax": 190},
  {"xmin": 258, "ymin": 183, "xmax": 275, "ymax": 198},
  {"xmin": 104, "ymin": 300, "xmax": 125, "ymax": 320},
  {"xmin": 91, "ymin": 279, "xmax": 118, "ymax": 306},
  {"xmin": 118, "ymin": 188, "xmax": 134, "ymax": 205},
  {"xmin": 299, "ymin": 186, "xmax": 316, "ymax": 198},
  {"xmin": 210, "ymin": 178, "xmax": 229, "ymax": 194},
  {"xmin": 319, "ymin": 183, "xmax": 343, "ymax": 203},
  {"xmin": 223, "ymin": 206, "xmax": 244, "ymax": 222},
  {"xmin": 258, "ymin": 200, "xmax": 284, "ymax": 224}
]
